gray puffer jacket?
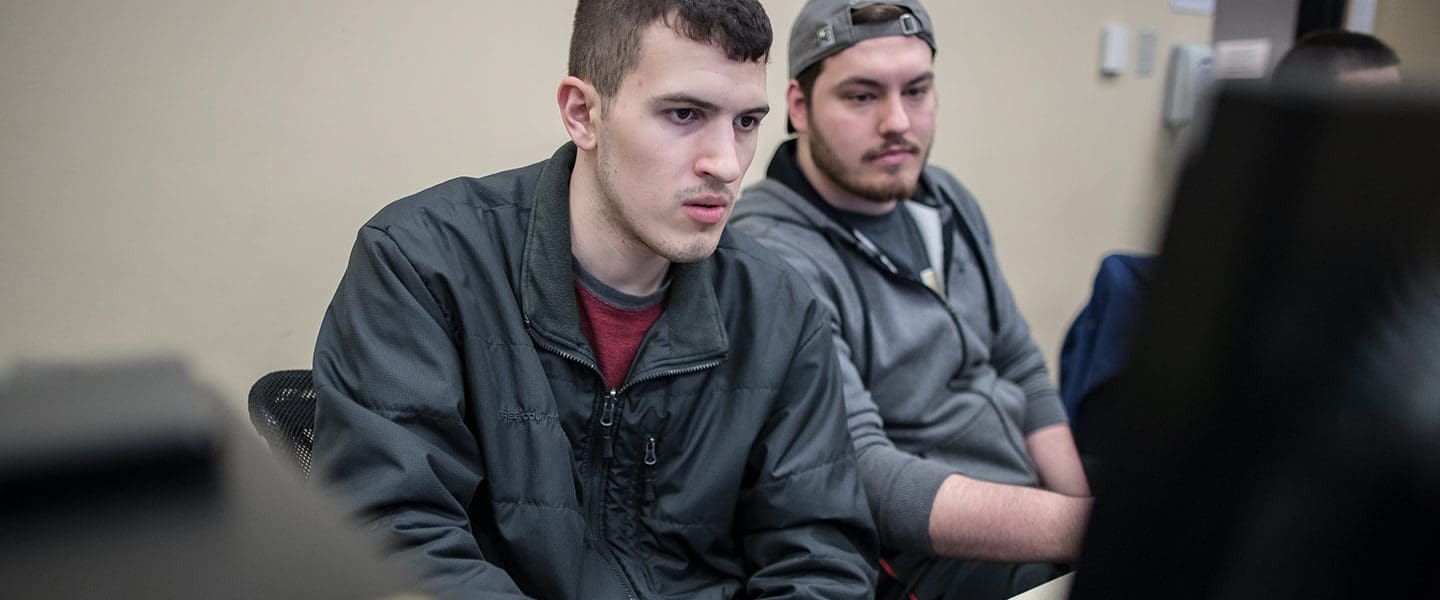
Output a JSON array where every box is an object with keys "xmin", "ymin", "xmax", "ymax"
[
  {"xmin": 730, "ymin": 141, "xmax": 1067, "ymax": 555},
  {"xmin": 312, "ymin": 143, "xmax": 878, "ymax": 599}
]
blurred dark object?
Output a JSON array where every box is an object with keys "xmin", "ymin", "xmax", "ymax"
[
  {"xmin": 1058, "ymin": 252, "xmax": 1155, "ymax": 489},
  {"xmin": 0, "ymin": 359, "xmax": 418, "ymax": 599},
  {"xmin": 1071, "ymin": 86, "xmax": 1440, "ymax": 599},
  {"xmin": 1294, "ymin": 0, "xmax": 1346, "ymax": 39},
  {"xmin": 1, "ymin": 360, "xmax": 221, "ymax": 503},
  {"xmin": 1272, "ymin": 30, "xmax": 1400, "ymax": 90},
  {"xmin": 249, "ymin": 369, "xmax": 317, "ymax": 478}
]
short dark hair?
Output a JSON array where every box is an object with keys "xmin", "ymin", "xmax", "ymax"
[
  {"xmin": 793, "ymin": 4, "xmax": 913, "ymax": 105},
  {"xmin": 1271, "ymin": 29, "xmax": 1400, "ymax": 88},
  {"xmin": 568, "ymin": 0, "xmax": 772, "ymax": 101}
]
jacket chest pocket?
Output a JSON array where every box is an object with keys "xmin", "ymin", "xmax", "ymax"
[
  {"xmin": 617, "ymin": 404, "xmax": 670, "ymax": 527},
  {"xmin": 619, "ymin": 393, "xmax": 745, "ymax": 571},
  {"xmin": 616, "ymin": 409, "xmax": 671, "ymax": 571},
  {"xmin": 638, "ymin": 432, "xmax": 659, "ymax": 507}
]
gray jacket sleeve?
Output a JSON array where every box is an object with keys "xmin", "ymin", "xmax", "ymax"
[
  {"xmin": 941, "ymin": 175, "xmax": 1069, "ymax": 434},
  {"xmin": 737, "ymin": 222, "xmax": 955, "ymax": 555},
  {"xmin": 312, "ymin": 225, "xmax": 529, "ymax": 599}
]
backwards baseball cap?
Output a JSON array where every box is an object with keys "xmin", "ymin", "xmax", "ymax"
[{"xmin": 788, "ymin": 0, "xmax": 937, "ymax": 80}]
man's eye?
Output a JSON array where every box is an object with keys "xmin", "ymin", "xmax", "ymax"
[
  {"xmin": 848, "ymin": 93, "xmax": 876, "ymax": 103},
  {"xmin": 905, "ymin": 87, "xmax": 930, "ymax": 97},
  {"xmin": 669, "ymin": 108, "xmax": 699, "ymax": 123},
  {"xmin": 735, "ymin": 115, "xmax": 760, "ymax": 131}
]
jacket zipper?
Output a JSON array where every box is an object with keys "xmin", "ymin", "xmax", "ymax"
[
  {"xmin": 610, "ymin": 359, "xmax": 722, "ymax": 513},
  {"xmin": 843, "ymin": 229, "xmax": 1032, "ymax": 467},
  {"xmin": 600, "ymin": 390, "xmax": 617, "ymax": 459},
  {"xmin": 641, "ymin": 434, "xmax": 658, "ymax": 504},
  {"xmin": 849, "ymin": 232, "xmax": 971, "ymax": 367},
  {"xmin": 526, "ymin": 321, "xmax": 724, "ymax": 599},
  {"xmin": 618, "ymin": 358, "xmax": 726, "ymax": 395},
  {"xmin": 523, "ymin": 320, "xmax": 637, "ymax": 600},
  {"xmin": 520, "ymin": 323, "xmax": 612, "ymax": 526}
]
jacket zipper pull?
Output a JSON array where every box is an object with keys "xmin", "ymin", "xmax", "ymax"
[
  {"xmin": 642, "ymin": 434, "xmax": 657, "ymax": 503},
  {"xmin": 601, "ymin": 391, "xmax": 617, "ymax": 459}
]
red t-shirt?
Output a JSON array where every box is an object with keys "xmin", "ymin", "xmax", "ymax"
[{"xmin": 575, "ymin": 281, "xmax": 665, "ymax": 389}]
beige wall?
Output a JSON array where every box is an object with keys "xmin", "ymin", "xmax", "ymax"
[
  {"xmin": 1375, "ymin": 0, "xmax": 1440, "ymax": 85},
  {"xmin": 2, "ymin": 0, "xmax": 1214, "ymax": 409},
  {"xmin": 924, "ymin": 1, "xmax": 1211, "ymax": 382}
]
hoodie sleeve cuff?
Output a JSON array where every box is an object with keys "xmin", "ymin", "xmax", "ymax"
[
  {"xmin": 857, "ymin": 445, "xmax": 958, "ymax": 553},
  {"xmin": 1022, "ymin": 389, "xmax": 1069, "ymax": 434}
]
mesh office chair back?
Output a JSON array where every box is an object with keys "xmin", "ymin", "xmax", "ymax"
[{"xmin": 247, "ymin": 369, "xmax": 317, "ymax": 478}]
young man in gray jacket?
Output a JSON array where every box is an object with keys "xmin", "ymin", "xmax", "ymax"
[
  {"xmin": 311, "ymin": 1, "xmax": 877, "ymax": 598},
  {"xmin": 731, "ymin": 1, "xmax": 1090, "ymax": 598}
]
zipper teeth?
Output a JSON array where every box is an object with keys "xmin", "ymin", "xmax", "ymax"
[
  {"xmin": 525, "ymin": 323, "xmax": 601, "ymax": 374},
  {"xmin": 526, "ymin": 320, "xmax": 640, "ymax": 600},
  {"xmin": 620, "ymin": 359, "xmax": 724, "ymax": 394},
  {"xmin": 849, "ymin": 239, "xmax": 972, "ymax": 375},
  {"xmin": 527, "ymin": 319, "xmax": 722, "ymax": 392},
  {"xmin": 853, "ymin": 246, "xmax": 1024, "ymax": 464}
]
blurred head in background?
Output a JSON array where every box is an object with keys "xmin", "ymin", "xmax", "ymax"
[{"xmin": 1272, "ymin": 29, "xmax": 1401, "ymax": 90}]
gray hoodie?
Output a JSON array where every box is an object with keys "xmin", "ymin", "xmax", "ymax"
[{"xmin": 730, "ymin": 141, "xmax": 1067, "ymax": 554}]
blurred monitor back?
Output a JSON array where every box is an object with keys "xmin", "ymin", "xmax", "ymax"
[
  {"xmin": 0, "ymin": 360, "xmax": 419, "ymax": 599},
  {"xmin": 1070, "ymin": 86, "xmax": 1440, "ymax": 599}
]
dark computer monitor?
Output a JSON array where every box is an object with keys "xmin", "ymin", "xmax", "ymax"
[
  {"xmin": 0, "ymin": 360, "xmax": 418, "ymax": 599},
  {"xmin": 1070, "ymin": 85, "xmax": 1440, "ymax": 599}
]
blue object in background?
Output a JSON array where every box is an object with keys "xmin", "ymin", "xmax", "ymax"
[{"xmin": 1058, "ymin": 253, "xmax": 1155, "ymax": 432}]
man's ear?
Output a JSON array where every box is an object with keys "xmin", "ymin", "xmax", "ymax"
[
  {"xmin": 785, "ymin": 79, "xmax": 810, "ymax": 136},
  {"xmin": 558, "ymin": 76, "xmax": 603, "ymax": 151}
]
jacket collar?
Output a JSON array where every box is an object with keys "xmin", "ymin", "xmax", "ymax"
[{"xmin": 519, "ymin": 143, "xmax": 728, "ymax": 376}]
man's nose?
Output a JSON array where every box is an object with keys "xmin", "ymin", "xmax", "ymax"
[
  {"xmin": 878, "ymin": 93, "xmax": 912, "ymax": 136},
  {"xmin": 695, "ymin": 125, "xmax": 743, "ymax": 184}
]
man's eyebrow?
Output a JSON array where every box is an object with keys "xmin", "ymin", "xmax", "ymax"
[
  {"xmin": 907, "ymin": 72, "xmax": 935, "ymax": 86},
  {"xmin": 653, "ymin": 93, "xmax": 721, "ymax": 113},
  {"xmin": 834, "ymin": 72, "xmax": 935, "ymax": 88},
  {"xmin": 653, "ymin": 93, "xmax": 769, "ymax": 116},
  {"xmin": 834, "ymin": 76, "xmax": 883, "ymax": 89}
]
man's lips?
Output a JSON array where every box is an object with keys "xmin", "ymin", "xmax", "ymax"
[
  {"xmin": 683, "ymin": 195, "xmax": 731, "ymax": 209},
  {"xmin": 865, "ymin": 145, "xmax": 920, "ymax": 163},
  {"xmin": 683, "ymin": 195, "xmax": 731, "ymax": 225}
]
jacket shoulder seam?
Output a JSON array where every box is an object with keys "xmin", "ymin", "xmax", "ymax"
[
  {"xmin": 638, "ymin": 514, "xmax": 731, "ymax": 529},
  {"xmin": 491, "ymin": 497, "xmax": 584, "ymax": 516},
  {"xmin": 358, "ymin": 225, "xmax": 458, "ymax": 333},
  {"xmin": 368, "ymin": 403, "xmax": 465, "ymax": 425},
  {"xmin": 750, "ymin": 452, "xmax": 854, "ymax": 492},
  {"xmin": 364, "ymin": 200, "xmax": 523, "ymax": 237},
  {"xmin": 319, "ymin": 382, "xmax": 467, "ymax": 426}
]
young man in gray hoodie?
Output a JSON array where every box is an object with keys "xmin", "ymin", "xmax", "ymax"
[{"xmin": 731, "ymin": 1, "xmax": 1090, "ymax": 597}]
